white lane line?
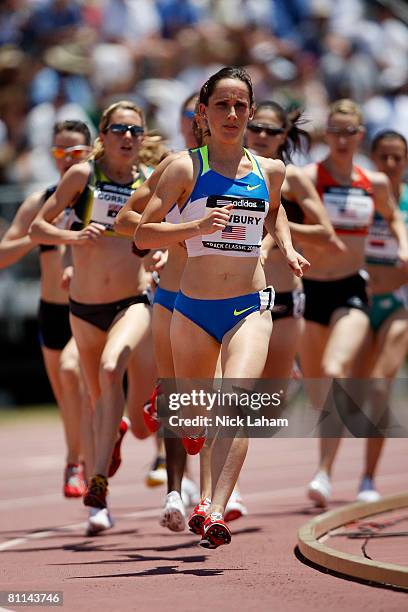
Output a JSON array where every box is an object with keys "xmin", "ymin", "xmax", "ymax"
[
  {"xmin": 0, "ymin": 508, "xmax": 161, "ymax": 552},
  {"xmin": 0, "ymin": 473, "xmax": 404, "ymax": 553},
  {"xmin": 0, "ymin": 538, "xmax": 27, "ymax": 551}
]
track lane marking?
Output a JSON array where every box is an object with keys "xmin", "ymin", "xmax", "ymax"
[{"xmin": 0, "ymin": 473, "xmax": 404, "ymax": 552}]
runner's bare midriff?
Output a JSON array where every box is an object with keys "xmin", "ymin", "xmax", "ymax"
[
  {"xmin": 302, "ymin": 234, "xmax": 365, "ymax": 280},
  {"xmin": 157, "ymin": 243, "xmax": 187, "ymax": 292},
  {"xmin": 368, "ymin": 264, "xmax": 408, "ymax": 295},
  {"xmin": 39, "ymin": 249, "xmax": 68, "ymax": 304},
  {"xmin": 70, "ymin": 235, "xmax": 148, "ymax": 302},
  {"xmin": 180, "ymin": 255, "xmax": 266, "ymax": 299}
]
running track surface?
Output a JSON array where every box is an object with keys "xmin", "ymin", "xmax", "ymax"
[{"xmin": 1, "ymin": 414, "xmax": 407, "ymax": 612}]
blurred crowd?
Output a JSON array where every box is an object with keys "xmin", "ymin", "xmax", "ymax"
[{"xmin": 0, "ymin": 0, "xmax": 407, "ymax": 188}]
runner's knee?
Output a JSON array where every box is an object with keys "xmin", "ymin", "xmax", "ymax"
[
  {"xmin": 59, "ymin": 353, "xmax": 80, "ymax": 384},
  {"xmin": 322, "ymin": 360, "xmax": 348, "ymax": 379},
  {"xmin": 99, "ymin": 360, "xmax": 126, "ymax": 390},
  {"xmin": 130, "ymin": 420, "xmax": 150, "ymax": 440}
]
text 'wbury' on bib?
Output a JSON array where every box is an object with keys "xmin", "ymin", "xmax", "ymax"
[{"xmin": 202, "ymin": 194, "xmax": 266, "ymax": 253}]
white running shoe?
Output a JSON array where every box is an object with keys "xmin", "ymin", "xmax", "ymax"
[
  {"xmin": 181, "ymin": 477, "xmax": 200, "ymax": 508},
  {"xmin": 86, "ymin": 507, "xmax": 114, "ymax": 535},
  {"xmin": 307, "ymin": 471, "xmax": 331, "ymax": 507},
  {"xmin": 159, "ymin": 491, "xmax": 186, "ymax": 532},
  {"xmin": 356, "ymin": 477, "xmax": 381, "ymax": 503},
  {"xmin": 224, "ymin": 486, "xmax": 248, "ymax": 522}
]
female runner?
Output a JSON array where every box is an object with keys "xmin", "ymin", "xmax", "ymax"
[
  {"xmin": 0, "ymin": 120, "xmax": 91, "ymax": 497},
  {"xmin": 30, "ymin": 101, "xmax": 158, "ymax": 534},
  {"xmin": 299, "ymin": 100, "xmax": 408, "ymax": 506},
  {"xmin": 356, "ymin": 130, "xmax": 408, "ymax": 501},
  {"xmin": 246, "ymin": 100, "xmax": 341, "ymax": 383},
  {"xmin": 135, "ymin": 67, "xmax": 309, "ymax": 548},
  {"xmin": 116, "ymin": 93, "xmax": 209, "ymax": 531}
]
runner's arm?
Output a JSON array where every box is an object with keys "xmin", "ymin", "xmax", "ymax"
[
  {"xmin": 134, "ymin": 157, "xmax": 233, "ymax": 249},
  {"xmin": 115, "ymin": 154, "xmax": 181, "ymax": 237},
  {"xmin": 263, "ymin": 160, "xmax": 310, "ymax": 277},
  {"xmin": 286, "ymin": 167, "xmax": 335, "ymax": 241},
  {"xmin": 0, "ymin": 191, "xmax": 43, "ymax": 268},
  {"xmin": 29, "ymin": 164, "xmax": 105, "ymax": 246},
  {"xmin": 372, "ymin": 172, "xmax": 408, "ymax": 265}
]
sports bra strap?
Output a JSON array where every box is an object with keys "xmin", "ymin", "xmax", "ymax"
[
  {"xmin": 197, "ymin": 145, "xmax": 263, "ymax": 179},
  {"xmin": 244, "ymin": 148, "xmax": 263, "ymax": 179},
  {"xmin": 91, "ymin": 159, "xmax": 147, "ymax": 188},
  {"xmin": 198, "ymin": 145, "xmax": 210, "ymax": 175},
  {"xmin": 93, "ymin": 160, "xmax": 106, "ymax": 183}
]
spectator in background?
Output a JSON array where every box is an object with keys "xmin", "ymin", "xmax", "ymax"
[
  {"xmin": 0, "ymin": 86, "xmax": 29, "ymax": 184},
  {"xmin": 22, "ymin": 0, "xmax": 83, "ymax": 52},
  {"xmin": 0, "ymin": 45, "xmax": 30, "ymax": 183},
  {"xmin": 301, "ymin": 0, "xmax": 331, "ymax": 59},
  {"xmin": 328, "ymin": 0, "xmax": 364, "ymax": 35},
  {"xmin": 0, "ymin": 0, "xmax": 406, "ymax": 196},
  {"xmin": 156, "ymin": 0, "xmax": 202, "ymax": 39},
  {"xmin": 30, "ymin": 46, "xmax": 94, "ymax": 110},
  {"xmin": 320, "ymin": 34, "xmax": 378, "ymax": 103},
  {"xmin": 363, "ymin": 76, "xmax": 408, "ymax": 145},
  {"xmin": 23, "ymin": 89, "xmax": 95, "ymax": 184},
  {"xmin": 100, "ymin": 0, "xmax": 161, "ymax": 45},
  {"xmin": 0, "ymin": 0, "xmax": 26, "ymax": 47},
  {"xmin": 271, "ymin": 0, "xmax": 311, "ymax": 45},
  {"xmin": 93, "ymin": 0, "xmax": 176, "ymax": 98},
  {"xmin": 20, "ymin": 46, "xmax": 95, "ymax": 184}
]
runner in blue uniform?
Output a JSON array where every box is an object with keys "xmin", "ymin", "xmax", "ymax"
[{"xmin": 135, "ymin": 67, "xmax": 309, "ymax": 548}]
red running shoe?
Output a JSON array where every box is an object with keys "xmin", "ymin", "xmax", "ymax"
[
  {"xmin": 63, "ymin": 464, "xmax": 86, "ymax": 498},
  {"xmin": 188, "ymin": 497, "xmax": 211, "ymax": 534},
  {"xmin": 83, "ymin": 474, "xmax": 108, "ymax": 509},
  {"xmin": 181, "ymin": 432, "xmax": 206, "ymax": 455},
  {"xmin": 143, "ymin": 385, "xmax": 161, "ymax": 434},
  {"xmin": 200, "ymin": 512, "xmax": 231, "ymax": 549},
  {"xmin": 108, "ymin": 416, "xmax": 130, "ymax": 477},
  {"xmin": 224, "ymin": 487, "xmax": 248, "ymax": 522}
]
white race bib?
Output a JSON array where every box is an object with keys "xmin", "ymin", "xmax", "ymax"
[
  {"xmin": 323, "ymin": 186, "xmax": 373, "ymax": 232},
  {"xmin": 202, "ymin": 194, "xmax": 267, "ymax": 253},
  {"xmin": 365, "ymin": 215, "xmax": 398, "ymax": 265},
  {"xmin": 89, "ymin": 183, "xmax": 134, "ymax": 234}
]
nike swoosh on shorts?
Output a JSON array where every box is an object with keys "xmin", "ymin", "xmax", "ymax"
[{"xmin": 233, "ymin": 305, "xmax": 257, "ymax": 316}]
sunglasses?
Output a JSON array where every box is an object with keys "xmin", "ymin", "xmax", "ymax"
[
  {"xmin": 105, "ymin": 123, "xmax": 144, "ymax": 137},
  {"xmin": 326, "ymin": 126, "xmax": 362, "ymax": 137},
  {"xmin": 247, "ymin": 123, "xmax": 285, "ymax": 136},
  {"xmin": 183, "ymin": 110, "xmax": 195, "ymax": 119},
  {"xmin": 51, "ymin": 145, "xmax": 91, "ymax": 160}
]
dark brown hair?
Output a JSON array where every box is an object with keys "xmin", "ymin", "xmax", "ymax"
[
  {"xmin": 199, "ymin": 66, "xmax": 254, "ymax": 107},
  {"xmin": 254, "ymin": 100, "xmax": 310, "ymax": 163},
  {"xmin": 371, "ymin": 129, "xmax": 407, "ymax": 155},
  {"xmin": 53, "ymin": 120, "xmax": 91, "ymax": 145}
]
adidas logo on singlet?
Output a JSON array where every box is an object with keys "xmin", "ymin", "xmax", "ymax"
[{"xmin": 217, "ymin": 199, "xmax": 258, "ymax": 208}]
